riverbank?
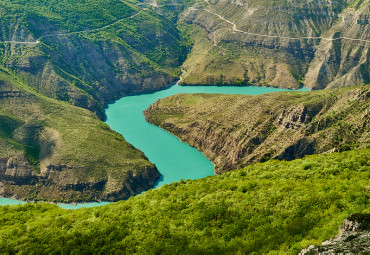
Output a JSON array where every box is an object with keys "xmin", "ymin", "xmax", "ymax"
[{"xmin": 1, "ymin": 84, "xmax": 306, "ymax": 208}]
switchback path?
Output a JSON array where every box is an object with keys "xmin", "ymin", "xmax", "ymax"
[{"xmin": 203, "ymin": 2, "xmax": 370, "ymax": 43}]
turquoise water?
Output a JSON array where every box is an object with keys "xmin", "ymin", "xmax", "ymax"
[
  {"xmin": 0, "ymin": 84, "xmax": 309, "ymax": 209},
  {"xmin": 0, "ymin": 198, "xmax": 110, "ymax": 209},
  {"xmin": 105, "ymin": 84, "xmax": 308, "ymax": 187},
  {"xmin": 0, "ymin": 198, "xmax": 26, "ymax": 206}
]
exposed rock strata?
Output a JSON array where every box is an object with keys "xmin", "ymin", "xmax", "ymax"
[
  {"xmin": 178, "ymin": 0, "xmax": 369, "ymax": 89},
  {"xmin": 145, "ymin": 85, "xmax": 370, "ymax": 173},
  {"xmin": 0, "ymin": 155, "xmax": 160, "ymax": 202},
  {"xmin": 300, "ymin": 214, "xmax": 370, "ymax": 254},
  {"xmin": 305, "ymin": 2, "xmax": 370, "ymax": 90}
]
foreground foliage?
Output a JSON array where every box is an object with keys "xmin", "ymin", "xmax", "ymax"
[{"xmin": 0, "ymin": 149, "xmax": 369, "ymax": 253}]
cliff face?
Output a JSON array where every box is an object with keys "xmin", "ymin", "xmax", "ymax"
[
  {"xmin": 145, "ymin": 85, "xmax": 370, "ymax": 173},
  {"xmin": 0, "ymin": 155, "xmax": 160, "ymax": 202},
  {"xmin": 176, "ymin": 0, "xmax": 369, "ymax": 89},
  {"xmin": 0, "ymin": 70, "xmax": 160, "ymax": 202},
  {"xmin": 305, "ymin": 1, "xmax": 370, "ymax": 90}
]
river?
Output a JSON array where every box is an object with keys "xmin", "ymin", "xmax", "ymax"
[{"xmin": 0, "ymin": 84, "xmax": 309, "ymax": 209}]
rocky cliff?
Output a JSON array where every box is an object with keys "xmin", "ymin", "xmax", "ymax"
[
  {"xmin": 0, "ymin": 69, "xmax": 160, "ymax": 202},
  {"xmin": 176, "ymin": 0, "xmax": 369, "ymax": 89},
  {"xmin": 145, "ymin": 85, "xmax": 370, "ymax": 173},
  {"xmin": 305, "ymin": 1, "xmax": 370, "ymax": 90}
]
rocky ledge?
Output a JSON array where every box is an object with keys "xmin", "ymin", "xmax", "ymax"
[
  {"xmin": 0, "ymin": 153, "xmax": 160, "ymax": 203},
  {"xmin": 300, "ymin": 214, "xmax": 370, "ymax": 254}
]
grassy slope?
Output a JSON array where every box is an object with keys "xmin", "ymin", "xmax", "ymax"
[
  {"xmin": 0, "ymin": 0, "xmax": 134, "ymax": 32},
  {"xmin": 0, "ymin": 68, "xmax": 159, "ymax": 202},
  {"xmin": 145, "ymin": 85, "xmax": 370, "ymax": 172},
  {"xmin": 0, "ymin": 148, "xmax": 369, "ymax": 253}
]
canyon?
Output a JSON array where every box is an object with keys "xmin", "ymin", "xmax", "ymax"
[{"xmin": 0, "ymin": 0, "xmax": 368, "ymax": 201}]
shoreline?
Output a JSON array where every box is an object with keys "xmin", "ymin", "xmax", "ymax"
[{"xmin": 1, "ymin": 83, "xmax": 309, "ymax": 208}]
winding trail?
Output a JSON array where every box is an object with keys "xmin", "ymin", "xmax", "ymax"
[
  {"xmin": 203, "ymin": 7, "xmax": 370, "ymax": 43},
  {"xmin": 0, "ymin": 40, "xmax": 39, "ymax": 45},
  {"xmin": 136, "ymin": 2, "xmax": 185, "ymax": 8},
  {"xmin": 0, "ymin": 9, "xmax": 145, "ymax": 45}
]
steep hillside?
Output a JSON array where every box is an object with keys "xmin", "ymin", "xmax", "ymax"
[
  {"xmin": 0, "ymin": 149, "xmax": 369, "ymax": 253},
  {"xmin": 178, "ymin": 0, "xmax": 369, "ymax": 89},
  {"xmin": 0, "ymin": 68, "xmax": 159, "ymax": 202},
  {"xmin": 145, "ymin": 85, "xmax": 369, "ymax": 173},
  {"xmin": 0, "ymin": 0, "xmax": 368, "ymax": 114},
  {"xmin": 0, "ymin": 0, "xmax": 189, "ymax": 118},
  {"xmin": 305, "ymin": 0, "xmax": 370, "ymax": 90},
  {"xmin": 1, "ymin": 0, "xmax": 368, "ymax": 100}
]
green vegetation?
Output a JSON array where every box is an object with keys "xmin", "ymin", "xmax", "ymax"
[
  {"xmin": 0, "ymin": 0, "xmax": 134, "ymax": 33},
  {"xmin": 0, "ymin": 0, "xmax": 190, "ymax": 118},
  {"xmin": 0, "ymin": 0, "xmax": 368, "ymax": 252},
  {"xmin": 0, "ymin": 148, "xmax": 369, "ymax": 253}
]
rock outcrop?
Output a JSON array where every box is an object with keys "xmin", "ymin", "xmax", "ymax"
[
  {"xmin": 0, "ymin": 155, "xmax": 160, "ymax": 202},
  {"xmin": 300, "ymin": 214, "xmax": 370, "ymax": 254}
]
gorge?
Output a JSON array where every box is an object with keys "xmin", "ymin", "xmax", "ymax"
[
  {"xmin": 0, "ymin": 0, "xmax": 369, "ymax": 252},
  {"xmin": 1, "ymin": 83, "xmax": 308, "ymax": 208}
]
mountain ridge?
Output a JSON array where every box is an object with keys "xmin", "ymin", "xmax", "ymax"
[{"xmin": 178, "ymin": 0, "xmax": 369, "ymax": 89}]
